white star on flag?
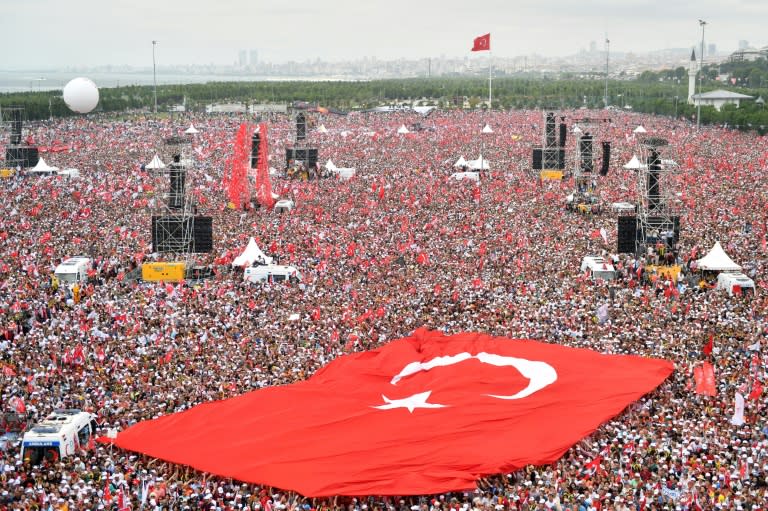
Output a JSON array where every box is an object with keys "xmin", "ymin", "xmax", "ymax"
[{"xmin": 373, "ymin": 391, "xmax": 447, "ymax": 413}]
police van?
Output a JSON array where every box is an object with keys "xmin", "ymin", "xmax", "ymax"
[{"xmin": 21, "ymin": 409, "xmax": 97, "ymax": 465}]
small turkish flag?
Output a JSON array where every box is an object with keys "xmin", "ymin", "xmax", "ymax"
[{"xmin": 472, "ymin": 33, "xmax": 491, "ymax": 52}]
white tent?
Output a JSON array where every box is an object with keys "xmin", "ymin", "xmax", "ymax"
[
  {"xmin": 450, "ymin": 171, "xmax": 480, "ymax": 183},
  {"xmin": 482, "ymin": 124, "xmax": 494, "ymax": 134},
  {"xmin": 633, "ymin": 125, "xmax": 647, "ymax": 133},
  {"xmin": 572, "ymin": 125, "xmax": 583, "ymax": 134},
  {"xmin": 325, "ymin": 159, "xmax": 337, "ymax": 171},
  {"xmin": 232, "ymin": 237, "xmax": 273, "ymax": 267},
  {"xmin": 397, "ymin": 125, "xmax": 410, "ymax": 134},
  {"xmin": 185, "ymin": 124, "xmax": 199, "ymax": 134},
  {"xmin": 316, "ymin": 124, "xmax": 328, "ymax": 133},
  {"xmin": 695, "ymin": 241, "xmax": 742, "ymax": 272},
  {"xmin": 146, "ymin": 154, "xmax": 166, "ymax": 170},
  {"xmin": 28, "ymin": 157, "xmax": 59, "ymax": 173},
  {"xmin": 623, "ymin": 155, "xmax": 642, "ymax": 169},
  {"xmin": 467, "ymin": 156, "xmax": 490, "ymax": 170},
  {"xmin": 454, "ymin": 156, "xmax": 468, "ymax": 167}
]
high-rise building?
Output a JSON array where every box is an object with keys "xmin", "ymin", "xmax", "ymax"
[
  {"xmin": 249, "ymin": 50, "xmax": 258, "ymax": 66},
  {"xmin": 238, "ymin": 50, "xmax": 247, "ymax": 67},
  {"xmin": 589, "ymin": 41, "xmax": 597, "ymax": 53}
]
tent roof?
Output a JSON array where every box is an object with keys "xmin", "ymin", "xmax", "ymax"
[
  {"xmin": 317, "ymin": 124, "xmax": 328, "ymax": 133},
  {"xmin": 467, "ymin": 155, "xmax": 490, "ymax": 170},
  {"xmin": 692, "ymin": 89, "xmax": 754, "ymax": 100},
  {"xmin": 29, "ymin": 157, "xmax": 59, "ymax": 172},
  {"xmin": 695, "ymin": 241, "xmax": 742, "ymax": 271},
  {"xmin": 397, "ymin": 125, "xmax": 410, "ymax": 134},
  {"xmin": 185, "ymin": 124, "xmax": 199, "ymax": 134},
  {"xmin": 623, "ymin": 155, "xmax": 641, "ymax": 169},
  {"xmin": 454, "ymin": 156, "xmax": 468, "ymax": 167},
  {"xmin": 146, "ymin": 154, "xmax": 166, "ymax": 169},
  {"xmin": 481, "ymin": 124, "xmax": 493, "ymax": 134},
  {"xmin": 633, "ymin": 126, "xmax": 647, "ymax": 133},
  {"xmin": 232, "ymin": 237, "xmax": 273, "ymax": 267},
  {"xmin": 325, "ymin": 159, "xmax": 336, "ymax": 170}
]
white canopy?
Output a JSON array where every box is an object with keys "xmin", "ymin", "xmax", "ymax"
[
  {"xmin": 454, "ymin": 156, "xmax": 468, "ymax": 167},
  {"xmin": 29, "ymin": 157, "xmax": 59, "ymax": 173},
  {"xmin": 633, "ymin": 125, "xmax": 647, "ymax": 133},
  {"xmin": 397, "ymin": 125, "xmax": 410, "ymax": 134},
  {"xmin": 317, "ymin": 124, "xmax": 328, "ymax": 133},
  {"xmin": 467, "ymin": 155, "xmax": 490, "ymax": 170},
  {"xmin": 325, "ymin": 159, "xmax": 337, "ymax": 171},
  {"xmin": 482, "ymin": 124, "xmax": 493, "ymax": 134},
  {"xmin": 695, "ymin": 241, "xmax": 742, "ymax": 272},
  {"xmin": 232, "ymin": 237, "xmax": 273, "ymax": 267},
  {"xmin": 146, "ymin": 154, "xmax": 166, "ymax": 170},
  {"xmin": 572, "ymin": 125, "xmax": 583, "ymax": 134},
  {"xmin": 185, "ymin": 124, "xmax": 199, "ymax": 134},
  {"xmin": 623, "ymin": 155, "xmax": 641, "ymax": 169}
]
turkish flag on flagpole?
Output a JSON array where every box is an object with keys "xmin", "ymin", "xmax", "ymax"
[
  {"xmin": 103, "ymin": 329, "xmax": 672, "ymax": 497},
  {"xmin": 472, "ymin": 33, "xmax": 491, "ymax": 52}
]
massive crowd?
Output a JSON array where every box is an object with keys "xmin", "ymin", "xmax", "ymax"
[{"xmin": 0, "ymin": 107, "xmax": 767, "ymax": 510}]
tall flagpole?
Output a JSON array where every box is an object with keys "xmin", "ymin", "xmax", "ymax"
[{"xmin": 488, "ymin": 51, "xmax": 493, "ymax": 110}]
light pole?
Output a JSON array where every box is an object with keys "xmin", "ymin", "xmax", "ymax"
[
  {"xmin": 697, "ymin": 20, "xmax": 706, "ymax": 130},
  {"xmin": 152, "ymin": 40, "xmax": 158, "ymax": 114},
  {"xmin": 604, "ymin": 37, "xmax": 610, "ymax": 108},
  {"xmin": 674, "ymin": 96, "xmax": 679, "ymax": 118}
]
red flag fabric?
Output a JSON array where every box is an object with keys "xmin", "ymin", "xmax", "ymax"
[
  {"xmin": 254, "ymin": 123, "xmax": 275, "ymax": 209},
  {"xmin": 472, "ymin": 33, "xmax": 491, "ymax": 52},
  {"xmin": 694, "ymin": 361, "xmax": 717, "ymax": 396},
  {"xmin": 104, "ymin": 329, "xmax": 672, "ymax": 496},
  {"xmin": 703, "ymin": 334, "xmax": 713, "ymax": 356}
]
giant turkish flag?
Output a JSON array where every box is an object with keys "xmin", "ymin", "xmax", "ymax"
[{"xmin": 106, "ymin": 329, "xmax": 673, "ymax": 496}]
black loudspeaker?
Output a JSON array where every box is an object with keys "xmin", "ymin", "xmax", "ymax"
[
  {"xmin": 545, "ymin": 112, "xmax": 556, "ymax": 147},
  {"xmin": 559, "ymin": 123, "xmax": 567, "ymax": 148},
  {"xmin": 10, "ymin": 109, "xmax": 22, "ymax": 145},
  {"xmin": 579, "ymin": 134, "xmax": 593, "ymax": 172},
  {"xmin": 600, "ymin": 141, "xmax": 611, "ymax": 176},
  {"xmin": 5, "ymin": 146, "xmax": 39, "ymax": 168},
  {"xmin": 296, "ymin": 113, "xmax": 307, "ymax": 141},
  {"xmin": 647, "ymin": 149, "xmax": 661, "ymax": 211},
  {"xmin": 617, "ymin": 215, "xmax": 637, "ymax": 254},
  {"xmin": 151, "ymin": 216, "xmax": 213, "ymax": 253},
  {"xmin": 285, "ymin": 148, "xmax": 318, "ymax": 168},
  {"xmin": 251, "ymin": 132, "xmax": 260, "ymax": 168},
  {"xmin": 168, "ymin": 155, "xmax": 186, "ymax": 210},
  {"xmin": 532, "ymin": 148, "xmax": 543, "ymax": 170}
]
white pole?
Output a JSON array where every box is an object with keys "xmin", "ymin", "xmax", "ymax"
[
  {"xmin": 488, "ymin": 52, "xmax": 493, "ymax": 110},
  {"xmin": 152, "ymin": 40, "xmax": 158, "ymax": 114}
]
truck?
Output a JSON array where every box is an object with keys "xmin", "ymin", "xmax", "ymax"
[
  {"xmin": 244, "ymin": 264, "xmax": 302, "ymax": 284},
  {"xmin": 53, "ymin": 257, "xmax": 92, "ymax": 285}
]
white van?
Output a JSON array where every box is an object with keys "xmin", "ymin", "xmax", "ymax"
[
  {"xmin": 450, "ymin": 171, "xmax": 480, "ymax": 183},
  {"xmin": 244, "ymin": 264, "xmax": 302, "ymax": 284},
  {"xmin": 580, "ymin": 256, "xmax": 617, "ymax": 281},
  {"xmin": 717, "ymin": 272, "xmax": 755, "ymax": 296},
  {"xmin": 54, "ymin": 257, "xmax": 92, "ymax": 285},
  {"xmin": 21, "ymin": 409, "xmax": 97, "ymax": 465}
]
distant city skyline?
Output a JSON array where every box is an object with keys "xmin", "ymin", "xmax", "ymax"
[{"xmin": 2, "ymin": 0, "xmax": 767, "ymax": 70}]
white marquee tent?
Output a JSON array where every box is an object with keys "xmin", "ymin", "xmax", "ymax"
[
  {"xmin": 232, "ymin": 237, "xmax": 273, "ymax": 267},
  {"xmin": 146, "ymin": 154, "xmax": 166, "ymax": 170},
  {"xmin": 185, "ymin": 124, "xmax": 199, "ymax": 134},
  {"xmin": 695, "ymin": 241, "xmax": 742, "ymax": 272},
  {"xmin": 397, "ymin": 125, "xmax": 410, "ymax": 134},
  {"xmin": 28, "ymin": 157, "xmax": 59, "ymax": 174}
]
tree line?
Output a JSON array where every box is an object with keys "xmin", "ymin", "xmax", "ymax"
[{"xmin": 2, "ymin": 74, "xmax": 767, "ymax": 134}]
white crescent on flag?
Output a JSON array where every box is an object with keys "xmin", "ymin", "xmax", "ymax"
[{"xmin": 374, "ymin": 351, "xmax": 558, "ymax": 412}]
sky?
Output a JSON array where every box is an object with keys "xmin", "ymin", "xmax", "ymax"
[{"xmin": 2, "ymin": 0, "xmax": 767, "ymax": 69}]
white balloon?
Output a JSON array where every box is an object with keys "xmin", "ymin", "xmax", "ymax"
[{"xmin": 63, "ymin": 77, "xmax": 99, "ymax": 114}]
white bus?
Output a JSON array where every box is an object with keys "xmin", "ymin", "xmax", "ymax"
[
  {"xmin": 21, "ymin": 409, "xmax": 97, "ymax": 465},
  {"xmin": 53, "ymin": 257, "xmax": 92, "ymax": 285}
]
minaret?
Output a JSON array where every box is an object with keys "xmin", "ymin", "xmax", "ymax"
[{"xmin": 687, "ymin": 48, "xmax": 697, "ymax": 105}]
